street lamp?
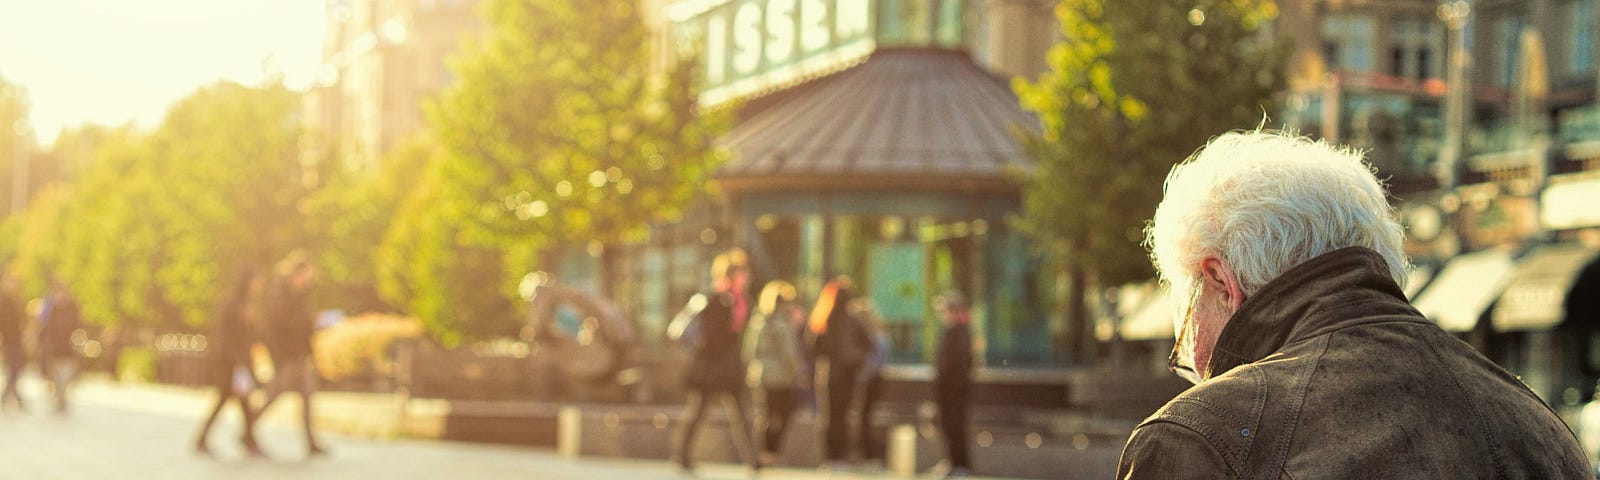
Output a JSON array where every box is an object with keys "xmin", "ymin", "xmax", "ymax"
[
  {"xmin": 10, "ymin": 118, "xmax": 29, "ymax": 214},
  {"xmin": 1436, "ymin": 0, "xmax": 1471, "ymax": 191}
]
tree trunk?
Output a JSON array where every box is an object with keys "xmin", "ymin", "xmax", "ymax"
[{"xmin": 1066, "ymin": 262, "xmax": 1090, "ymax": 365}]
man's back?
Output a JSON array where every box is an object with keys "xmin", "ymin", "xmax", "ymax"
[
  {"xmin": 265, "ymin": 278, "xmax": 313, "ymax": 360},
  {"xmin": 0, "ymin": 292, "xmax": 22, "ymax": 348},
  {"xmin": 934, "ymin": 321, "xmax": 972, "ymax": 397},
  {"xmin": 1124, "ymin": 320, "xmax": 1588, "ymax": 479},
  {"xmin": 1119, "ymin": 248, "xmax": 1589, "ymax": 479},
  {"xmin": 39, "ymin": 296, "xmax": 80, "ymax": 354}
]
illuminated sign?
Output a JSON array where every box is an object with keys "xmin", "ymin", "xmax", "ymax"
[{"xmin": 667, "ymin": 0, "xmax": 876, "ymax": 105}]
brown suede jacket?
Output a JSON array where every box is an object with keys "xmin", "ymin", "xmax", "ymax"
[{"xmin": 1118, "ymin": 247, "xmax": 1590, "ymax": 479}]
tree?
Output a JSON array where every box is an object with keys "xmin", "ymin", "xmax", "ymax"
[
  {"xmin": 12, "ymin": 184, "xmax": 71, "ymax": 295},
  {"xmin": 1012, "ymin": 0, "xmax": 1284, "ymax": 362},
  {"xmin": 306, "ymin": 135, "xmax": 434, "ymax": 315},
  {"xmin": 55, "ymin": 82, "xmax": 309, "ymax": 329},
  {"xmin": 0, "ymin": 75, "xmax": 41, "ymax": 216},
  {"xmin": 380, "ymin": 0, "xmax": 726, "ymax": 344},
  {"xmin": 375, "ymin": 160, "xmax": 521, "ymax": 346}
]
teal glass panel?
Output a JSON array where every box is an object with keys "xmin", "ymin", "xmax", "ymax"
[
  {"xmin": 870, "ymin": 242, "xmax": 926, "ymax": 362},
  {"xmin": 983, "ymin": 229, "xmax": 1052, "ymax": 366}
]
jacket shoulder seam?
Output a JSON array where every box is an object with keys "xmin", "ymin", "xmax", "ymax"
[
  {"xmin": 1166, "ymin": 396, "xmax": 1251, "ymax": 429},
  {"xmin": 1417, "ymin": 323, "xmax": 1505, "ymax": 477},
  {"xmin": 1264, "ymin": 333, "xmax": 1328, "ymax": 478},
  {"xmin": 1140, "ymin": 416, "xmax": 1243, "ymax": 477}
]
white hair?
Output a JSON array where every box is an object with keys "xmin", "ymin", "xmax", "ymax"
[{"xmin": 1146, "ymin": 130, "xmax": 1409, "ymax": 297}]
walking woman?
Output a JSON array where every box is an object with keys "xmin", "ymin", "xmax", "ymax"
[
  {"xmin": 194, "ymin": 268, "xmax": 266, "ymax": 457},
  {"xmin": 673, "ymin": 249, "xmax": 761, "ymax": 472},
  {"xmin": 743, "ymin": 280, "xmax": 805, "ymax": 465},
  {"xmin": 255, "ymin": 251, "xmax": 328, "ymax": 456},
  {"xmin": 0, "ymin": 273, "xmax": 26, "ymax": 412},
  {"xmin": 38, "ymin": 281, "xmax": 83, "ymax": 414},
  {"xmin": 809, "ymin": 277, "xmax": 874, "ymax": 469}
]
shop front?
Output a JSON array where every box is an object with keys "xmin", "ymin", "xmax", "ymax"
[{"xmin": 717, "ymin": 48, "xmax": 1051, "ymax": 366}]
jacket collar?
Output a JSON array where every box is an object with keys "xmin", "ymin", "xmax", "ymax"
[{"xmin": 1205, "ymin": 246, "xmax": 1426, "ymax": 379}]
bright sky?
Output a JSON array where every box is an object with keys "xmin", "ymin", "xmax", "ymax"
[{"xmin": 0, "ymin": 0, "xmax": 325, "ymax": 146}]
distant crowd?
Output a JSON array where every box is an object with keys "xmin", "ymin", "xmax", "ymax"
[
  {"xmin": 0, "ymin": 275, "xmax": 83, "ymax": 416},
  {"xmin": 669, "ymin": 249, "xmax": 975, "ymax": 478}
]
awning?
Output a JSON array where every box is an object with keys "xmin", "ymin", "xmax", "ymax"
[
  {"xmin": 716, "ymin": 48, "xmax": 1037, "ymax": 194},
  {"xmin": 1404, "ymin": 264, "xmax": 1435, "ymax": 300},
  {"xmin": 1491, "ymin": 243, "xmax": 1600, "ymax": 332},
  {"xmin": 1542, "ymin": 174, "xmax": 1600, "ymax": 230},
  {"xmin": 1412, "ymin": 248, "xmax": 1517, "ymax": 332},
  {"xmin": 1096, "ymin": 283, "xmax": 1175, "ymax": 342}
]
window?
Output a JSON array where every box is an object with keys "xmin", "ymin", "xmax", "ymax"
[
  {"xmin": 1389, "ymin": 15, "xmax": 1444, "ymax": 80},
  {"xmin": 1322, "ymin": 14, "xmax": 1376, "ymax": 73},
  {"xmin": 1490, "ymin": 14, "xmax": 1525, "ymax": 86},
  {"xmin": 878, "ymin": 0, "xmax": 965, "ymax": 48},
  {"xmin": 1566, "ymin": 0, "xmax": 1597, "ymax": 79}
]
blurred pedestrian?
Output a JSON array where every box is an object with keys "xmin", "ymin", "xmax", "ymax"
[
  {"xmin": 743, "ymin": 280, "xmax": 805, "ymax": 466},
  {"xmin": 673, "ymin": 249, "xmax": 760, "ymax": 472},
  {"xmin": 853, "ymin": 299, "xmax": 889, "ymax": 466},
  {"xmin": 808, "ymin": 277, "xmax": 873, "ymax": 470},
  {"xmin": 0, "ymin": 273, "xmax": 28, "ymax": 413},
  {"xmin": 1570, "ymin": 257, "xmax": 1600, "ymax": 477},
  {"xmin": 194, "ymin": 268, "xmax": 266, "ymax": 458},
  {"xmin": 933, "ymin": 291, "xmax": 973, "ymax": 477},
  {"xmin": 36, "ymin": 280, "xmax": 81, "ymax": 413},
  {"xmin": 1582, "ymin": 385, "xmax": 1600, "ymax": 477},
  {"xmin": 254, "ymin": 251, "xmax": 328, "ymax": 456},
  {"xmin": 1120, "ymin": 130, "xmax": 1588, "ymax": 477}
]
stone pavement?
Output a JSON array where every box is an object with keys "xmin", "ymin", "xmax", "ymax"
[{"xmin": 0, "ymin": 376, "xmax": 1037, "ymax": 479}]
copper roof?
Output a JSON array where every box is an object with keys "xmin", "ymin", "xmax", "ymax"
[{"xmin": 716, "ymin": 48, "xmax": 1037, "ymax": 194}]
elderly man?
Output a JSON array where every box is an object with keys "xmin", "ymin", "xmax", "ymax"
[{"xmin": 1119, "ymin": 131, "xmax": 1588, "ymax": 478}]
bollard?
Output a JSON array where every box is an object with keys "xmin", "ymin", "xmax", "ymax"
[
  {"xmin": 889, "ymin": 423, "xmax": 917, "ymax": 477},
  {"xmin": 558, "ymin": 405, "xmax": 582, "ymax": 460}
]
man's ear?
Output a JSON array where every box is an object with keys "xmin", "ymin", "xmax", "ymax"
[{"xmin": 1199, "ymin": 256, "xmax": 1246, "ymax": 311}]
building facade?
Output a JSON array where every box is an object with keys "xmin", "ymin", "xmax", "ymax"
[
  {"xmin": 304, "ymin": 0, "xmax": 484, "ymax": 172},
  {"xmin": 593, "ymin": 0, "xmax": 1065, "ymax": 368},
  {"xmin": 1265, "ymin": 0, "xmax": 1600, "ymax": 410}
]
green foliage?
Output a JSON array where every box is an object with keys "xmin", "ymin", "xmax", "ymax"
[
  {"xmin": 12, "ymin": 185, "xmax": 71, "ymax": 296},
  {"xmin": 52, "ymin": 82, "xmax": 309, "ymax": 329},
  {"xmin": 306, "ymin": 136, "xmax": 434, "ymax": 315},
  {"xmin": 1015, "ymin": 0, "xmax": 1284, "ymax": 285},
  {"xmin": 378, "ymin": 0, "xmax": 727, "ymax": 344},
  {"xmin": 1012, "ymin": 0, "xmax": 1285, "ymax": 355},
  {"xmin": 117, "ymin": 345, "xmax": 157, "ymax": 383},
  {"xmin": 375, "ymin": 160, "xmax": 523, "ymax": 346}
]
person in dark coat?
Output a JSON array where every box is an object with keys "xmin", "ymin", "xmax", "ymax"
[
  {"xmin": 933, "ymin": 291, "xmax": 974, "ymax": 477},
  {"xmin": 808, "ymin": 277, "xmax": 873, "ymax": 468},
  {"xmin": 253, "ymin": 251, "xmax": 327, "ymax": 456},
  {"xmin": 673, "ymin": 249, "xmax": 760, "ymax": 472},
  {"xmin": 194, "ymin": 268, "xmax": 266, "ymax": 457},
  {"xmin": 854, "ymin": 299, "xmax": 890, "ymax": 466},
  {"xmin": 37, "ymin": 281, "xmax": 82, "ymax": 413},
  {"xmin": 0, "ymin": 274, "xmax": 26, "ymax": 412},
  {"xmin": 1121, "ymin": 130, "xmax": 1588, "ymax": 478}
]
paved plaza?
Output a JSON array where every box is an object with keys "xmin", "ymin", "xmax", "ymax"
[{"xmin": 0, "ymin": 377, "xmax": 1031, "ymax": 479}]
